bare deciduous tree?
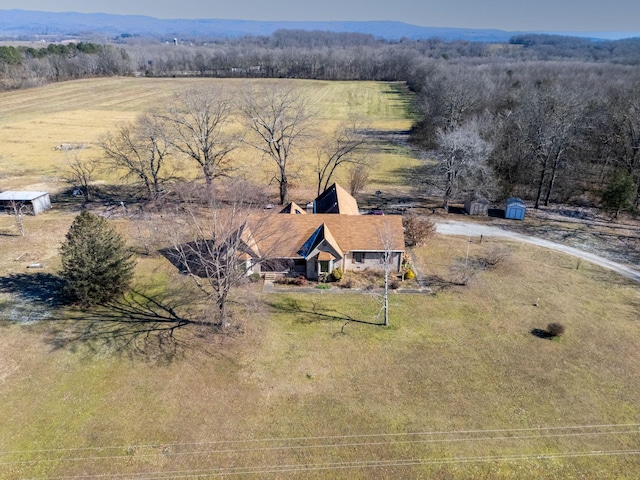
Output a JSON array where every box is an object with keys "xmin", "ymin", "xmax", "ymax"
[
  {"xmin": 598, "ymin": 86, "xmax": 640, "ymax": 208},
  {"xmin": 402, "ymin": 214, "xmax": 435, "ymax": 247},
  {"xmin": 100, "ymin": 113, "xmax": 172, "ymax": 200},
  {"xmin": 413, "ymin": 64, "xmax": 486, "ymax": 149},
  {"xmin": 8, "ymin": 200, "xmax": 26, "ymax": 236},
  {"xmin": 518, "ymin": 85, "xmax": 584, "ymax": 208},
  {"xmin": 433, "ymin": 120, "xmax": 494, "ymax": 211},
  {"xmin": 65, "ymin": 155, "xmax": 97, "ymax": 203},
  {"xmin": 347, "ymin": 163, "xmax": 371, "ymax": 196},
  {"xmin": 162, "ymin": 88, "xmax": 237, "ymax": 195},
  {"xmin": 315, "ymin": 119, "xmax": 368, "ymax": 196},
  {"xmin": 241, "ymin": 85, "xmax": 311, "ymax": 205},
  {"xmin": 373, "ymin": 220, "xmax": 398, "ymax": 327},
  {"xmin": 163, "ymin": 180, "xmax": 274, "ymax": 328}
]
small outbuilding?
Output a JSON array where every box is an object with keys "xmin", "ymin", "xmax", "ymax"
[
  {"xmin": 0, "ymin": 191, "xmax": 51, "ymax": 215},
  {"xmin": 464, "ymin": 195, "xmax": 489, "ymax": 216},
  {"xmin": 505, "ymin": 197, "xmax": 526, "ymax": 220}
]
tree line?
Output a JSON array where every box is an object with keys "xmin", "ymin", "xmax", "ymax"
[
  {"xmin": 1, "ymin": 31, "xmax": 639, "ymax": 89},
  {"xmin": 70, "ymin": 84, "xmax": 369, "ymax": 208},
  {"xmin": 0, "ymin": 42, "xmax": 130, "ymax": 89}
]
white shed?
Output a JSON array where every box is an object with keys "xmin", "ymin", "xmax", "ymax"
[{"xmin": 0, "ymin": 191, "xmax": 51, "ymax": 215}]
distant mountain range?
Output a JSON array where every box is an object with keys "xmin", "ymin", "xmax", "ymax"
[{"xmin": 0, "ymin": 9, "xmax": 638, "ymax": 42}]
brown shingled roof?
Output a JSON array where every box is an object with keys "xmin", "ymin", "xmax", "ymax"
[{"xmin": 254, "ymin": 213, "xmax": 404, "ymax": 259}]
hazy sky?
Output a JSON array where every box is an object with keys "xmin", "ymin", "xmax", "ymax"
[{"xmin": 0, "ymin": 0, "xmax": 638, "ymax": 32}]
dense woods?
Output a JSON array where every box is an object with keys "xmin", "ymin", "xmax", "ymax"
[
  {"xmin": 409, "ymin": 60, "xmax": 640, "ymax": 210},
  {"xmin": 1, "ymin": 30, "xmax": 640, "ymax": 212},
  {"xmin": 0, "ymin": 42, "xmax": 131, "ymax": 88}
]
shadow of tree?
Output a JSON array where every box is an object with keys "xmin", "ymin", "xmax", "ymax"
[
  {"xmin": 44, "ymin": 290, "xmax": 225, "ymax": 364},
  {"xmin": 0, "ymin": 272, "xmax": 67, "ymax": 307},
  {"xmin": 0, "ymin": 273, "xmax": 223, "ymax": 364},
  {"xmin": 422, "ymin": 274, "xmax": 467, "ymax": 294},
  {"xmin": 50, "ymin": 184, "xmax": 150, "ymax": 214},
  {"xmin": 266, "ymin": 297, "xmax": 382, "ymax": 329},
  {"xmin": 391, "ymin": 161, "xmax": 435, "ymax": 189},
  {"xmin": 531, "ymin": 328, "xmax": 555, "ymax": 340}
]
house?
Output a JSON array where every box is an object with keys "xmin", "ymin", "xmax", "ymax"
[
  {"xmin": 243, "ymin": 184, "xmax": 405, "ymax": 280},
  {"xmin": 246, "ymin": 214, "xmax": 405, "ymax": 279},
  {"xmin": 505, "ymin": 197, "xmax": 526, "ymax": 220},
  {"xmin": 163, "ymin": 183, "xmax": 405, "ymax": 282},
  {"xmin": 0, "ymin": 191, "xmax": 51, "ymax": 215}
]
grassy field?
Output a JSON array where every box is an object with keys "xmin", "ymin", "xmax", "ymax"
[
  {"xmin": 0, "ymin": 77, "xmax": 418, "ymax": 199},
  {"xmin": 0, "ymin": 79, "xmax": 639, "ymax": 478},
  {"xmin": 1, "ymin": 229, "xmax": 639, "ymax": 478}
]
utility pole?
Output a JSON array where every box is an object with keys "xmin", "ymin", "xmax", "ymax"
[{"xmin": 383, "ymin": 250, "xmax": 389, "ymax": 327}]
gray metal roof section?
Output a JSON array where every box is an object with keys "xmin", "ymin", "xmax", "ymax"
[{"xmin": 0, "ymin": 191, "xmax": 49, "ymax": 201}]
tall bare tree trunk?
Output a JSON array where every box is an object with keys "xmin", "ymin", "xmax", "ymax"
[
  {"xmin": 544, "ymin": 150, "xmax": 564, "ymax": 206},
  {"xmin": 534, "ymin": 155, "xmax": 549, "ymax": 209}
]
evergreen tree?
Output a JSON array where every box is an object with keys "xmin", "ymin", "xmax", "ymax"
[
  {"xmin": 601, "ymin": 170, "xmax": 636, "ymax": 219},
  {"xmin": 60, "ymin": 210, "xmax": 135, "ymax": 305}
]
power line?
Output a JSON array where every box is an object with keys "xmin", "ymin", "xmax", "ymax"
[
  {"xmin": 25, "ymin": 449, "xmax": 640, "ymax": 480},
  {"xmin": 5, "ymin": 427, "xmax": 640, "ymax": 466},
  {"xmin": 3, "ymin": 422, "xmax": 638, "ymax": 456}
]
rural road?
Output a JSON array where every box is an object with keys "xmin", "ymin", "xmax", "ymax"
[{"xmin": 435, "ymin": 220, "xmax": 640, "ymax": 283}]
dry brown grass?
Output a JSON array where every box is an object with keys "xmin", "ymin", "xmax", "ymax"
[
  {"xmin": 1, "ymin": 79, "xmax": 639, "ymax": 478},
  {"xmin": 0, "ymin": 222, "xmax": 639, "ymax": 478}
]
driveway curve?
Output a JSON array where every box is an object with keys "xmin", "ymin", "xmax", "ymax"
[{"xmin": 435, "ymin": 220, "xmax": 640, "ymax": 283}]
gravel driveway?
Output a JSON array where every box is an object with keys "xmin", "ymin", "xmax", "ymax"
[{"xmin": 436, "ymin": 220, "xmax": 640, "ymax": 283}]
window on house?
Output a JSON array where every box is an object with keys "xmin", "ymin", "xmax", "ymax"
[
  {"xmin": 319, "ymin": 260, "xmax": 330, "ymax": 273},
  {"xmin": 353, "ymin": 252, "xmax": 365, "ymax": 263}
]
